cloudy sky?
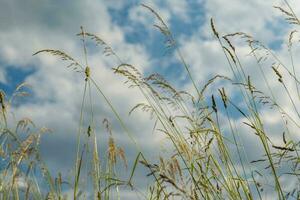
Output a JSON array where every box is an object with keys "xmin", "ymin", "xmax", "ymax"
[{"xmin": 1, "ymin": 0, "xmax": 300, "ymax": 199}]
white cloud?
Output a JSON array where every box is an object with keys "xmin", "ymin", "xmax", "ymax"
[
  {"xmin": 165, "ymin": 0, "xmax": 190, "ymax": 22},
  {"xmin": 202, "ymin": 0, "xmax": 283, "ymax": 41},
  {"xmin": 129, "ymin": 2, "xmax": 171, "ymax": 28},
  {"xmin": 0, "ymin": 68, "xmax": 6, "ymax": 84}
]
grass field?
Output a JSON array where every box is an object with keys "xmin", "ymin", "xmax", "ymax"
[{"xmin": 0, "ymin": 1, "xmax": 300, "ymax": 200}]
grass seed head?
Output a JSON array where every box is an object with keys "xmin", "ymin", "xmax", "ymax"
[
  {"xmin": 211, "ymin": 95, "xmax": 217, "ymax": 113},
  {"xmin": 210, "ymin": 18, "xmax": 219, "ymax": 38},
  {"xmin": 85, "ymin": 66, "xmax": 90, "ymax": 81},
  {"xmin": 272, "ymin": 66, "xmax": 283, "ymax": 83},
  {"xmin": 0, "ymin": 90, "xmax": 5, "ymax": 111},
  {"xmin": 218, "ymin": 87, "xmax": 227, "ymax": 108}
]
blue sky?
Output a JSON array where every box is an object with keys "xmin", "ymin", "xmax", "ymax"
[{"xmin": 1, "ymin": 0, "xmax": 300, "ymax": 199}]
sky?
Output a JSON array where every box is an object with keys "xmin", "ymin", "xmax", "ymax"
[{"xmin": 1, "ymin": 0, "xmax": 300, "ymax": 199}]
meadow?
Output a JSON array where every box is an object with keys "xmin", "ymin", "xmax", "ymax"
[{"xmin": 0, "ymin": 1, "xmax": 300, "ymax": 200}]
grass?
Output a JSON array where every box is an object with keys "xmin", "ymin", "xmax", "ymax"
[{"xmin": 1, "ymin": 1, "xmax": 300, "ymax": 199}]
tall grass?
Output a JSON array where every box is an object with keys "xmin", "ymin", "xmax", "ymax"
[{"xmin": 1, "ymin": 1, "xmax": 300, "ymax": 199}]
